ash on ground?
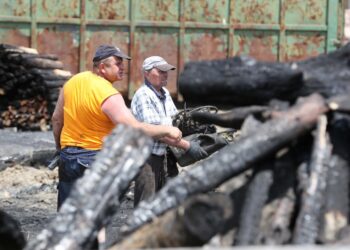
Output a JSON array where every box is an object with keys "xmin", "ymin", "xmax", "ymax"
[{"xmin": 0, "ymin": 164, "xmax": 134, "ymax": 246}]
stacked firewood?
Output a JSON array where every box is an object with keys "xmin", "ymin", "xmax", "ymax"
[
  {"xmin": 0, "ymin": 44, "xmax": 71, "ymax": 131},
  {"xmin": 25, "ymin": 44, "xmax": 350, "ymax": 250}
]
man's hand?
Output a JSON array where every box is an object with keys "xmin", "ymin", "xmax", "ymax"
[
  {"xmin": 47, "ymin": 150, "xmax": 60, "ymax": 170},
  {"xmin": 186, "ymin": 141, "xmax": 208, "ymax": 161},
  {"xmin": 166, "ymin": 126, "xmax": 182, "ymax": 142}
]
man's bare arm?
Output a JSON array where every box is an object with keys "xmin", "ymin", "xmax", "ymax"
[
  {"xmin": 51, "ymin": 88, "xmax": 64, "ymax": 150},
  {"xmin": 160, "ymin": 137, "xmax": 190, "ymax": 150},
  {"xmin": 101, "ymin": 94, "xmax": 182, "ymax": 141}
]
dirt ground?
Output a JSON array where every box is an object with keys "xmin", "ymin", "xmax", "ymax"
[{"xmin": 0, "ymin": 164, "xmax": 133, "ymax": 248}]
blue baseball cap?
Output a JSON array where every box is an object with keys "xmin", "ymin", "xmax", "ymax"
[{"xmin": 93, "ymin": 45, "xmax": 131, "ymax": 62}]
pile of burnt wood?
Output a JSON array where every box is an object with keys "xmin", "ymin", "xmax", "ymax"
[
  {"xmin": 22, "ymin": 43, "xmax": 350, "ymax": 250},
  {"xmin": 0, "ymin": 44, "xmax": 71, "ymax": 131}
]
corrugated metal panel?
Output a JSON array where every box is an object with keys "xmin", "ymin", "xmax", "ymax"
[{"xmin": 0, "ymin": 0, "xmax": 345, "ymax": 100}]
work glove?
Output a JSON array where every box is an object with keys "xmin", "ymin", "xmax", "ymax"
[
  {"xmin": 187, "ymin": 141, "xmax": 208, "ymax": 161},
  {"xmin": 169, "ymin": 133, "xmax": 228, "ymax": 167},
  {"xmin": 176, "ymin": 141, "xmax": 208, "ymax": 167}
]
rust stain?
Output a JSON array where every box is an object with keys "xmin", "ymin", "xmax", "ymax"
[
  {"xmin": 306, "ymin": 0, "xmax": 323, "ymax": 21},
  {"xmin": 188, "ymin": 33, "xmax": 226, "ymax": 62},
  {"xmin": 155, "ymin": 0, "xmax": 174, "ymax": 21},
  {"xmin": 284, "ymin": 34, "xmax": 325, "ymax": 61},
  {"xmin": 96, "ymin": 0, "xmax": 126, "ymax": 20},
  {"xmin": 284, "ymin": 0, "xmax": 324, "ymax": 23},
  {"xmin": 185, "ymin": 0, "xmax": 225, "ymax": 23},
  {"xmin": 37, "ymin": 28, "xmax": 79, "ymax": 73},
  {"xmin": 249, "ymin": 37, "xmax": 277, "ymax": 62},
  {"xmin": 133, "ymin": 30, "xmax": 178, "ymax": 94},
  {"xmin": 235, "ymin": 32, "xmax": 277, "ymax": 61},
  {"xmin": 13, "ymin": 0, "xmax": 28, "ymax": 16},
  {"xmin": 39, "ymin": 0, "xmax": 79, "ymax": 18},
  {"xmin": 0, "ymin": 29, "xmax": 30, "ymax": 47},
  {"xmin": 236, "ymin": 0, "xmax": 275, "ymax": 24},
  {"xmin": 41, "ymin": 0, "xmax": 48, "ymax": 13},
  {"xmin": 139, "ymin": 0, "xmax": 177, "ymax": 21},
  {"xmin": 85, "ymin": 30, "xmax": 130, "ymax": 95}
]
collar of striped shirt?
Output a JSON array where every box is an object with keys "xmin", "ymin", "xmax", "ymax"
[{"xmin": 145, "ymin": 79, "xmax": 166, "ymax": 101}]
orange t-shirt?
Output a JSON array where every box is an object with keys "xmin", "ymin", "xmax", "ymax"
[{"xmin": 60, "ymin": 71, "xmax": 118, "ymax": 150}]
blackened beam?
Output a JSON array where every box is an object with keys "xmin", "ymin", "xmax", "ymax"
[
  {"xmin": 292, "ymin": 115, "xmax": 332, "ymax": 244},
  {"xmin": 111, "ymin": 193, "xmax": 233, "ymax": 249},
  {"xmin": 121, "ymin": 94, "xmax": 328, "ymax": 237},
  {"xmin": 235, "ymin": 163, "xmax": 274, "ymax": 245},
  {"xmin": 25, "ymin": 125, "xmax": 153, "ymax": 250}
]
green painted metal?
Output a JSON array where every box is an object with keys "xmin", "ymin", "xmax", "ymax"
[
  {"xmin": 327, "ymin": 0, "xmax": 340, "ymax": 52},
  {"xmin": 0, "ymin": 0, "xmax": 344, "ymax": 100}
]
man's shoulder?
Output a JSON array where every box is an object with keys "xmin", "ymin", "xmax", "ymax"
[
  {"xmin": 133, "ymin": 85, "xmax": 151, "ymax": 97},
  {"xmin": 162, "ymin": 87, "xmax": 171, "ymax": 95},
  {"xmin": 71, "ymin": 71, "xmax": 92, "ymax": 78},
  {"xmin": 70, "ymin": 71, "xmax": 107, "ymax": 82}
]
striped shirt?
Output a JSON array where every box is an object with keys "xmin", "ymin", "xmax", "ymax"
[{"xmin": 131, "ymin": 80, "xmax": 178, "ymax": 155}]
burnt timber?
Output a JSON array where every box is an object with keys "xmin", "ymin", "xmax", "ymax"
[
  {"xmin": 179, "ymin": 42, "xmax": 350, "ymax": 106},
  {"xmin": 0, "ymin": 44, "xmax": 71, "ymax": 131},
  {"xmin": 112, "ymin": 193, "xmax": 233, "ymax": 249},
  {"xmin": 25, "ymin": 125, "xmax": 152, "ymax": 250},
  {"xmin": 121, "ymin": 94, "xmax": 328, "ymax": 236}
]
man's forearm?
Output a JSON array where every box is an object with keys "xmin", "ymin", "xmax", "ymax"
[
  {"xmin": 160, "ymin": 137, "xmax": 190, "ymax": 150},
  {"xmin": 52, "ymin": 121, "xmax": 62, "ymax": 150}
]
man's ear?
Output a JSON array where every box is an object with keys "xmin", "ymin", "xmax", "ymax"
[{"xmin": 98, "ymin": 63, "xmax": 106, "ymax": 75}]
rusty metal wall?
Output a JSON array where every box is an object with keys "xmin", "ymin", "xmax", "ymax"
[{"xmin": 0, "ymin": 0, "xmax": 344, "ymax": 100}]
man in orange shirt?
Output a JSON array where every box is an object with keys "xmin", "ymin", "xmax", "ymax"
[{"xmin": 51, "ymin": 45, "xmax": 187, "ymax": 210}]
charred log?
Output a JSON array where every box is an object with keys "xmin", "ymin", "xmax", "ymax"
[
  {"xmin": 0, "ymin": 210, "xmax": 26, "ymax": 250},
  {"xmin": 293, "ymin": 115, "xmax": 332, "ymax": 244},
  {"xmin": 172, "ymin": 105, "xmax": 218, "ymax": 136},
  {"xmin": 25, "ymin": 125, "xmax": 152, "ymax": 250},
  {"xmin": 0, "ymin": 98, "xmax": 50, "ymax": 131},
  {"xmin": 235, "ymin": 164, "xmax": 273, "ymax": 245},
  {"xmin": 0, "ymin": 43, "xmax": 71, "ymax": 131},
  {"xmin": 328, "ymin": 95, "xmax": 350, "ymax": 114},
  {"xmin": 23, "ymin": 57, "xmax": 64, "ymax": 69},
  {"xmin": 191, "ymin": 105, "xmax": 269, "ymax": 129},
  {"xmin": 111, "ymin": 193, "xmax": 233, "ymax": 249},
  {"xmin": 179, "ymin": 56, "xmax": 303, "ymax": 105},
  {"xmin": 179, "ymin": 43, "xmax": 350, "ymax": 106},
  {"xmin": 0, "ymin": 43, "xmax": 38, "ymax": 54},
  {"xmin": 257, "ymin": 142, "xmax": 308, "ymax": 245},
  {"xmin": 121, "ymin": 94, "xmax": 328, "ymax": 236},
  {"xmin": 319, "ymin": 155, "xmax": 349, "ymax": 243},
  {"xmin": 318, "ymin": 113, "xmax": 350, "ymax": 243},
  {"xmin": 31, "ymin": 68, "xmax": 71, "ymax": 81}
]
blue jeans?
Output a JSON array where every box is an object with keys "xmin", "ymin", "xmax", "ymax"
[{"xmin": 57, "ymin": 146, "xmax": 99, "ymax": 210}]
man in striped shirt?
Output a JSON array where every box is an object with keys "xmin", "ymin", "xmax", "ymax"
[{"xmin": 131, "ymin": 56, "xmax": 207, "ymax": 206}]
